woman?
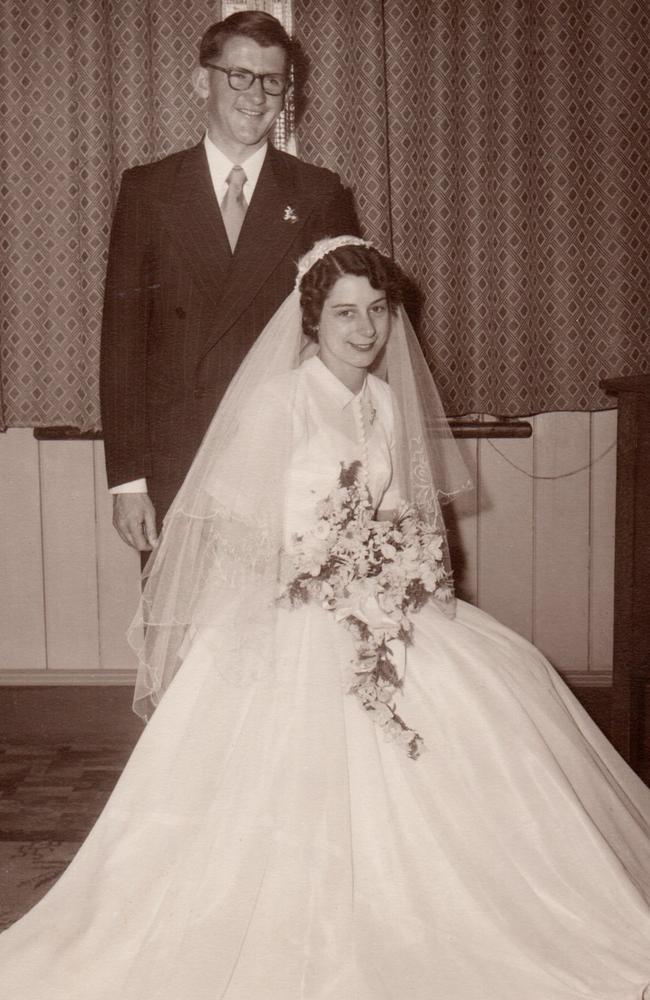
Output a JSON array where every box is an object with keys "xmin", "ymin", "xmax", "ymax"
[{"xmin": 1, "ymin": 236, "xmax": 649, "ymax": 999}]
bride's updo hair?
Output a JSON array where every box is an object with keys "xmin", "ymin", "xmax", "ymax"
[{"xmin": 299, "ymin": 244, "xmax": 404, "ymax": 341}]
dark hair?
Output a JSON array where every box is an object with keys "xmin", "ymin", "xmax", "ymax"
[
  {"xmin": 299, "ymin": 244, "xmax": 404, "ymax": 340},
  {"xmin": 199, "ymin": 11, "xmax": 293, "ymax": 72}
]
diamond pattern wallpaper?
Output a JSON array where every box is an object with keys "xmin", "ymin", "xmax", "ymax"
[
  {"xmin": 1, "ymin": 1, "xmax": 648, "ymax": 426},
  {"xmin": 294, "ymin": 0, "xmax": 650, "ymax": 415},
  {"xmin": 0, "ymin": 1, "xmax": 220, "ymax": 430}
]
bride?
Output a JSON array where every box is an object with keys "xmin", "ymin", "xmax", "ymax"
[{"xmin": 1, "ymin": 236, "xmax": 649, "ymax": 999}]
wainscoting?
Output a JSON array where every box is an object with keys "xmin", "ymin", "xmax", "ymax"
[
  {"xmin": 448, "ymin": 408, "xmax": 617, "ymax": 685},
  {"xmin": 0, "ymin": 409, "xmax": 617, "ymax": 687}
]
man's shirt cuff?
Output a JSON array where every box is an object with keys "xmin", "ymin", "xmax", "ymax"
[{"xmin": 110, "ymin": 478, "xmax": 148, "ymax": 494}]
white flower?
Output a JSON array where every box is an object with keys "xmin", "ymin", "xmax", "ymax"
[
  {"xmin": 283, "ymin": 205, "xmax": 298, "ymax": 223},
  {"xmin": 372, "ymin": 703, "xmax": 393, "ymax": 726},
  {"xmin": 382, "ymin": 720, "xmax": 401, "ymax": 742},
  {"xmin": 398, "ymin": 729, "xmax": 417, "ymax": 748},
  {"xmin": 427, "ymin": 534, "xmax": 444, "ymax": 561},
  {"xmin": 314, "ymin": 520, "xmax": 332, "ymax": 541},
  {"xmin": 336, "ymin": 590, "xmax": 401, "ymax": 639},
  {"xmin": 356, "ymin": 678, "xmax": 379, "ymax": 700},
  {"xmin": 420, "ymin": 565, "xmax": 438, "ymax": 591},
  {"xmin": 375, "ymin": 685, "xmax": 393, "ymax": 704}
]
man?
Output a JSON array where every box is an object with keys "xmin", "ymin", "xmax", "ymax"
[{"xmin": 100, "ymin": 10, "xmax": 358, "ymax": 551}]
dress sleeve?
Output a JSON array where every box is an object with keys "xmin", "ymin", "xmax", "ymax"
[{"xmin": 100, "ymin": 167, "xmax": 154, "ymax": 488}]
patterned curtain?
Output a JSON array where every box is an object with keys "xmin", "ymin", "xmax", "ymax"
[
  {"xmin": 294, "ymin": 0, "xmax": 650, "ymax": 415},
  {"xmin": 0, "ymin": 0, "xmax": 220, "ymax": 431}
]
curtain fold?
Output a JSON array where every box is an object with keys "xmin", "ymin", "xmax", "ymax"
[
  {"xmin": 295, "ymin": 0, "xmax": 650, "ymax": 415},
  {"xmin": 0, "ymin": 0, "xmax": 217, "ymax": 431},
  {"xmin": 1, "ymin": 1, "xmax": 647, "ymax": 426}
]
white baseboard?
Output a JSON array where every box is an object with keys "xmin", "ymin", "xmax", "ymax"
[{"xmin": 0, "ymin": 669, "xmax": 612, "ymax": 687}]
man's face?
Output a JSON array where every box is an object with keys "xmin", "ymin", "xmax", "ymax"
[{"xmin": 195, "ymin": 35, "xmax": 287, "ymax": 161}]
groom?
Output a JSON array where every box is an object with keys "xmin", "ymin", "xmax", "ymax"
[{"xmin": 100, "ymin": 10, "xmax": 358, "ymax": 551}]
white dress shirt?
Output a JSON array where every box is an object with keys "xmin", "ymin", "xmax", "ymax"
[
  {"xmin": 110, "ymin": 136, "xmax": 268, "ymax": 495},
  {"xmin": 203, "ymin": 133, "xmax": 267, "ymax": 206}
]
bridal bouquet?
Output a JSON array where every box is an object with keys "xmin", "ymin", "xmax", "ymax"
[{"xmin": 278, "ymin": 461, "xmax": 453, "ymax": 759}]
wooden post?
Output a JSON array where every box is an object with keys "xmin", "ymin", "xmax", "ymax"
[{"xmin": 600, "ymin": 376, "xmax": 650, "ymax": 766}]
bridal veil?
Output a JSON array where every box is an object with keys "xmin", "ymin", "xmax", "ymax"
[{"xmin": 128, "ymin": 236, "xmax": 471, "ymax": 719}]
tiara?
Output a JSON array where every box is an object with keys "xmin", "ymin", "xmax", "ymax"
[{"xmin": 295, "ymin": 235, "xmax": 372, "ymax": 288}]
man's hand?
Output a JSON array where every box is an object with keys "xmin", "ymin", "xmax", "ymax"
[{"xmin": 112, "ymin": 493, "xmax": 158, "ymax": 551}]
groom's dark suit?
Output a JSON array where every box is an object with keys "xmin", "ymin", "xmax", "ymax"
[{"xmin": 100, "ymin": 141, "xmax": 358, "ymax": 523}]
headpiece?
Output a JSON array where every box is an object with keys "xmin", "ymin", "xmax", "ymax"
[{"xmin": 294, "ymin": 235, "xmax": 372, "ymax": 288}]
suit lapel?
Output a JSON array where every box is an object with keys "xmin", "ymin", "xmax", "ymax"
[
  {"xmin": 162, "ymin": 143, "xmax": 231, "ymax": 309},
  {"xmin": 198, "ymin": 145, "xmax": 313, "ymax": 358}
]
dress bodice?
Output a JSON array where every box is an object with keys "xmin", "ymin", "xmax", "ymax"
[{"xmin": 285, "ymin": 356, "xmax": 398, "ymax": 542}]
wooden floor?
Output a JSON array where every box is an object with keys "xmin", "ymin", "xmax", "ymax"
[
  {"xmin": 0, "ymin": 735, "xmax": 134, "ymax": 930},
  {"xmin": 0, "ymin": 684, "xmax": 647, "ymax": 932},
  {"xmin": 0, "ymin": 736, "xmax": 133, "ymax": 842}
]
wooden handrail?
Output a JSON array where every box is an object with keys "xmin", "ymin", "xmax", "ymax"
[
  {"xmin": 448, "ymin": 419, "xmax": 532, "ymax": 439},
  {"xmin": 34, "ymin": 419, "xmax": 533, "ymax": 442}
]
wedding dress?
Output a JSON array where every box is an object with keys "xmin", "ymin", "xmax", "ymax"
[{"xmin": 0, "ymin": 354, "xmax": 649, "ymax": 1000}]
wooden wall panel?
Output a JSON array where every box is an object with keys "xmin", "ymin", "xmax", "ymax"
[
  {"xmin": 0, "ymin": 429, "xmax": 47, "ymax": 672},
  {"xmin": 0, "ymin": 411, "xmax": 618, "ymax": 685},
  {"xmin": 532, "ymin": 412, "xmax": 591, "ymax": 673},
  {"xmin": 588, "ymin": 408, "xmax": 617, "ymax": 673},
  {"xmin": 476, "ymin": 435, "xmax": 534, "ymax": 641},
  {"xmin": 93, "ymin": 442, "xmax": 142, "ymax": 673},
  {"xmin": 39, "ymin": 440, "xmax": 100, "ymax": 672},
  {"xmin": 447, "ymin": 438, "xmax": 478, "ymax": 604}
]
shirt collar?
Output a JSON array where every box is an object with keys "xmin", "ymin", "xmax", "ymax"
[
  {"xmin": 203, "ymin": 134, "xmax": 268, "ymax": 200},
  {"xmin": 304, "ymin": 355, "xmax": 368, "ymax": 412}
]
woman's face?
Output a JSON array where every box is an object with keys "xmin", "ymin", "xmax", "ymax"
[{"xmin": 316, "ymin": 274, "xmax": 390, "ymax": 390}]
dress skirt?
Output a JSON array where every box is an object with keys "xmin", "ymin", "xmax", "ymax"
[{"xmin": 0, "ymin": 599, "xmax": 649, "ymax": 999}]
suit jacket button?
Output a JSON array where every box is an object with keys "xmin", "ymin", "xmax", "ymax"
[
  {"xmin": 193, "ymin": 385, "xmax": 205, "ymax": 399},
  {"xmin": 175, "ymin": 306, "xmax": 186, "ymax": 318}
]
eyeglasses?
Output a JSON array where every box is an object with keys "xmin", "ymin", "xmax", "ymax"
[{"xmin": 203, "ymin": 63, "xmax": 288, "ymax": 97}]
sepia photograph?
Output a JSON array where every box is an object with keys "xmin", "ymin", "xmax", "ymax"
[{"xmin": 0, "ymin": 1, "xmax": 649, "ymax": 996}]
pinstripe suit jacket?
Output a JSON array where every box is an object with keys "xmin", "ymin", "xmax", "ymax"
[{"xmin": 100, "ymin": 141, "xmax": 358, "ymax": 522}]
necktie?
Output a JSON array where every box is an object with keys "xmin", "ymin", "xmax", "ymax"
[{"xmin": 221, "ymin": 165, "xmax": 248, "ymax": 252}]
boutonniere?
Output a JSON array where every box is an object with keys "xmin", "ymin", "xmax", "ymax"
[{"xmin": 283, "ymin": 205, "xmax": 298, "ymax": 223}]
